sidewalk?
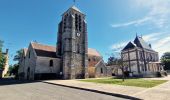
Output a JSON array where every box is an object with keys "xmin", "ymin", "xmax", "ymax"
[
  {"xmin": 44, "ymin": 76, "xmax": 170, "ymax": 100},
  {"xmin": 44, "ymin": 80, "xmax": 145, "ymax": 99},
  {"xmin": 134, "ymin": 75, "xmax": 170, "ymax": 100}
]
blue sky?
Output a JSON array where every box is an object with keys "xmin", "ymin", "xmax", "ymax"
[{"xmin": 0, "ymin": 0, "xmax": 170, "ymax": 65}]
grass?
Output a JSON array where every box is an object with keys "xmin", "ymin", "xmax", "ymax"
[{"xmin": 80, "ymin": 78, "xmax": 168, "ymax": 88}]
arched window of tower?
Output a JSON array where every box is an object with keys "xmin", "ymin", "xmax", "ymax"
[
  {"xmin": 75, "ymin": 14, "xmax": 78, "ymax": 31},
  {"xmin": 79, "ymin": 15, "xmax": 81, "ymax": 32}
]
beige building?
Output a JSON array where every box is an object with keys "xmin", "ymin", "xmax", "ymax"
[
  {"xmin": 0, "ymin": 49, "xmax": 9, "ymax": 78},
  {"xmin": 121, "ymin": 36, "xmax": 164, "ymax": 77}
]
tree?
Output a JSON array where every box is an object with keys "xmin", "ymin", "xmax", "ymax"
[
  {"xmin": 13, "ymin": 49, "xmax": 23, "ymax": 62},
  {"xmin": 107, "ymin": 54, "xmax": 118, "ymax": 66},
  {"xmin": 161, "ymin": 52, "xmax": 170, "ymax": 70},
  {"xmin": 0, "ymin": 54, "xmax": 6, "ymax": 69},
  {"xmin": 0, "ymin": 40, "xmax": 6, "ymax": 70},
  {"xmin": 0, "ymin": 40, "xmax": 4, "ymax": 51},
  {"xmin": 107, "ymin": 50, "xmax": 126, "ymax": 81},
  {"xmin": 10, "ymin": 64, "xmax": 19, "ymax": 76}
]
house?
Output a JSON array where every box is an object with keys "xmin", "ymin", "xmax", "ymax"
[{"xmin": 121, "ymin": 35, "xmax": 164, "ymax": 77}]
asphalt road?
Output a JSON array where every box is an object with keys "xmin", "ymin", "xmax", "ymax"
[{"xmin": 0, "ymin": 79, "xmax": 127, "ymax": 100}]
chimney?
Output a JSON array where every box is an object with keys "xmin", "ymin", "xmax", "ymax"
[
  {"xmin": 6, "ymin": 49, "xmax": 9, "ymax": 54},
  {"xmin": 149, "ymin": 44, "xmax": 152, "ymax": 48}
]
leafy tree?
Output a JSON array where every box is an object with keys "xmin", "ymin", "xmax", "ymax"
[
  {"xmin": 161, "ymin": 52, "xmax": 170, "ymax": 70},
  {"xmin": 107, "ymin": 56, "xmax": 117, "ymax": 66},
  {"xmin": 0, "ymin": 40, "xmax": 3, "ymax": 51},
  {"xmin": 10, "ymin": 64, "xmax": 19, "ymax": 76},
  {"xmin": 0, "ymin": 54, "xmax": 6, "ymax": 69},
  {"xmin": 0, "ymin": 40, "xmax": 6, "ymax": 70},
  {"xmin": 13, "ymin": 49, "xmax": 23, "ymax": 62},
  {"xmin": 10, "ymin": 49, "xmax": 23, "ymax": 79},
  {"xmin": 107, "ymin": 52, "xmax": 126, "ymax": 81}
]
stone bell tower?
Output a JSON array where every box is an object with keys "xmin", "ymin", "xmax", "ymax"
[{"xmin": 57, "ymin": 6, "xmax": 88, "ymax": 79}]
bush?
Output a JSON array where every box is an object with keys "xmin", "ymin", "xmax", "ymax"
[
  {"xmin": 156, "ymin": 72, "xmax": 162, "ymax": 77},
  {"xmin": 124, "ymin": 71, "xmax": 130, "ymax": 77},
  {"xmin": 161, "ymin": 71, "xmax": 168, "ymax": 76}
]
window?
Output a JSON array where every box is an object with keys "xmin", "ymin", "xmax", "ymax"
[
  {"xmin": 75, "ymin": 14, "xmax": 78, "ymax": 31},
  {"xmin": 50, "ymin": 60, "xmax": 53, "ymax": 67},
  {"xmin": 79, "ymin": 15, "xmax": 81, "ymax": 31},
  {"xmin": 101, "ymin": 68, "xmax": 103, "ymax": 74},
  {"xmin": 140, "ymin": 52, "xmax": 143, "ymax": 60},
  {"xmin": 77, "ymin": 44, "xmax": 80, "ymax": 53}
]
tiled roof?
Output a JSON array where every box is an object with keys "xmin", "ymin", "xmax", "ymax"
[
  {"xmin": 31, "ymin": 42, "xmax": 57, "ymax": 58},
  {"xmin": 88, "ymin": 48, "xmax": 101, "ymax": 57},
  {"xmin": 31, "ymin": 42, "xmax": 56, "ymax": 52},
  {"xmin": 34, "ymin": 49, "xmax": 57, "ymax": 58},
  {"xmin": 30, "ymin": 42, "xmax": 101, "ymax": 57}
]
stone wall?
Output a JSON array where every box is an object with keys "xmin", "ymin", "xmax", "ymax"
[
  {"xmin": 18, "ymin": 56, "xmax": 26, "ymax": 80},
  {"xmin": 95, "ymin": 60, "xmax": 108, "ymax": 78},
  {"xmin": 35, "ymin": 57, "xmax": 61, "ymax": 74},
  {"xmin": 24, "ymin": 44, "xmax": 37, "ymax": 80}
]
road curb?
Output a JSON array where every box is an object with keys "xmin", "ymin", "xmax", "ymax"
[{"xmin": 43, "ymin": 81, "xmax": 142, "ymax": 100}]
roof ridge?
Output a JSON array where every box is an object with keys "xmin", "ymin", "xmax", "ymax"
[
  {"xmin": 31, "ymin": 42, "xmax": 55, "ymax": 48},
  {"xmin": 70, "ymin": 5, "xmax": 82, "ymax": 13}
]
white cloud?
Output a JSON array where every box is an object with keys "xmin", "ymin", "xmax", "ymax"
[
  {"xmin": 110, "ymin": 42, "xmax": 127, "ymax": 50},
  {"xmin": 111, "ymin": 0, "xmax": 170, "ymax": 28},
  {"xmin": 110, "ymin": 32, "xmax": 170, "ymax": 58},
  {"xmin": 111, "ymin": 16, "xmax": 151, "ymax": 28},
  {"xmin": 142, "ymin": 32, "xmax": 164, "ymax": 42},
  {"xmin": 110, "ymin": 0, "xmax": 170, "ymax": 58}
]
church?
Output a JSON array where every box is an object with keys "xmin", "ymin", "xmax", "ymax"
[{"xmin": 18, "ymin": 6, "xmax": 111, "ymax": 80}]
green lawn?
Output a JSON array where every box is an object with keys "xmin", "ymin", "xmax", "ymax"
[{"xmin": 80, "ymin": 78, "xmax": 168, "ymax": 88}]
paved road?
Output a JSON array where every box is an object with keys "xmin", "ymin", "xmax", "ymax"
[{"xmin": 0, "ymin": 79, "xmax": 127, "ymax": 100}]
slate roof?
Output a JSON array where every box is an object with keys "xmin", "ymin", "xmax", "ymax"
[
  {"xmin": 30, "ymin": 42, "xmax": 101, "ymax": 58},
  {"xmin": 123, "ymin": 36, "xmax": 154, "ymax": 51},
  {"xmin": 63, "ymin": 6, "xmax": 84, "ymax": 16},
  {"xmin": 134, "ymin": 36, "xmax": 153, "ymax": 50},
  {"xmin": 70, "ymin": 6, "xmax": 82, "ymax": 13},
  {"xmin": 122, "ymin": 42, "xmax": 136, "ymax": 50}
]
